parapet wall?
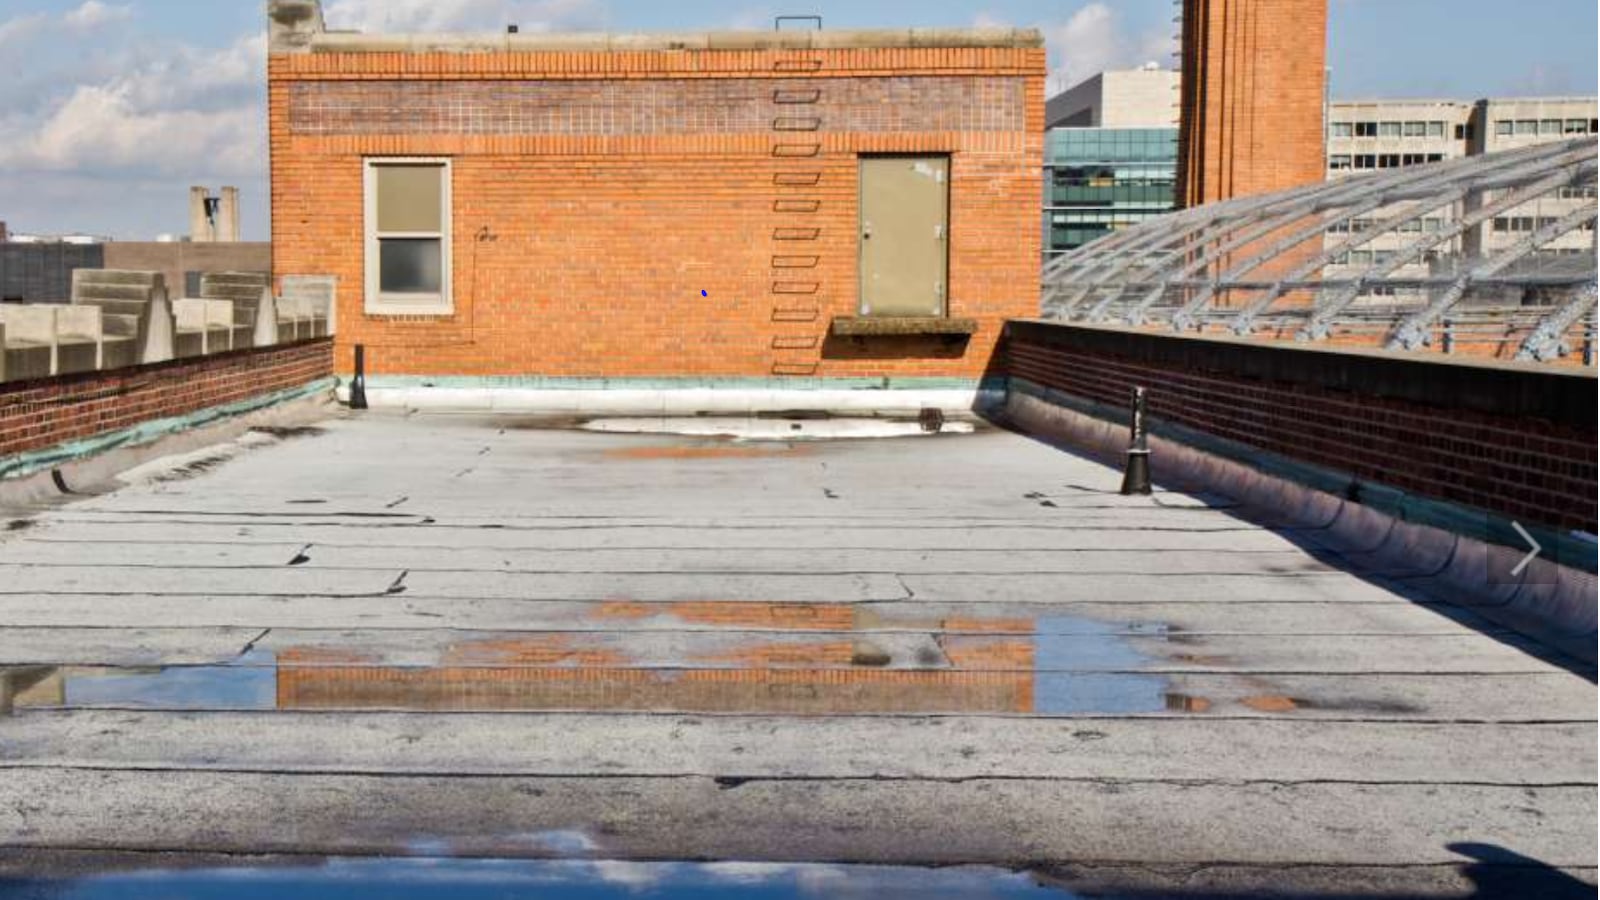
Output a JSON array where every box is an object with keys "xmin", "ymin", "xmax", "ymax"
[
  {"xmin": 998, "ymin": 319, "xmax": 1597, "ymax": 662},
  {"xmin": 0, "ymin": 338, "xmax": 333, "ymax": 478},
  {"xmin": 1002, "ymin": 320, "xmax": 1597, "ymax": 536}
]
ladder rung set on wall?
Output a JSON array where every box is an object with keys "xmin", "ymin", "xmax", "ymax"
[{"xmin": 768, "ymin": 22, "xmax": 825, "ymax": 376}]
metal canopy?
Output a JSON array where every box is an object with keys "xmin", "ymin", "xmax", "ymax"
[{"xmin": 1041, "ymin": 138, "xmax": 1599, "ymax": 363}]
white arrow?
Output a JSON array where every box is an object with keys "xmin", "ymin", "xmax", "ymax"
[{"xmin": 1510, "ymin": 521, "xmax": 1542, "ymax": 577}]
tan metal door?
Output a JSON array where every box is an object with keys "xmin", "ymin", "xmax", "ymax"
[{"xmin": 859, "ymin": 156, "xmax": 949, "ymax": 317}]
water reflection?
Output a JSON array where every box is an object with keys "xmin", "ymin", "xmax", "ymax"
[
  {"xmin": 2, "ymin": 609, "xmax": 1214, "ymax": 717},
  {"xmin": 0, "ymin": 858, "xmax": 1081, "ymax": 900}
]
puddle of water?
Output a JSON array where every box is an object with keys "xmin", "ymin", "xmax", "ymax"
[
  {"xmin": 57, "ymin": 648, "xmax": 277, "ymax": 710},
  {"xmin": 0, "ymin": 858, "xmax": 1082, "ymax": 900},
  {"xmin": 3, "ymin": 617, "xmax": 1213, "ymax": 717},
  {"xmin": 582, "ymin": 417, "xmax": 975, "ymax": 442}
]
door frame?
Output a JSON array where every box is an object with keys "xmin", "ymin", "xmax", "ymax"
[{"xmin": 856, "ymin": 153, "xmax": 952, "ymax": 317}]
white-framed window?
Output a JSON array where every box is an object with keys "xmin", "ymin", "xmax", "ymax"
[{"xmin": 364, "ymin": 158, "xmax": 452, "ymax": 315}]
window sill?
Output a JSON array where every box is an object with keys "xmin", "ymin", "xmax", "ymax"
[
  {"xmin": 363, "ymin": 302, "xmax": 454, "ymax": 318},
  {"xmin": 830, "ymin": 316, "xmax": 978, "ymax": 337}
]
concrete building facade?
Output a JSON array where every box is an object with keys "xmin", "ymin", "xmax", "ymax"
[
  {"xmin": 1043, "ymin": 69, "xmax": 1180, "ymax": 260},
  {"xmin": 189, "ymin": 187, "xmax": 242, "ymax": 243},
  {"xmin": 1322, "ymin": 96, "xmax": 1599, "ymax": 284},
  {"xmin": 1046, "ymin": 66, "xmax": 1178, "ymax": 130},
  {"xmin": 1177, "ymin": 0, "xmax": 1328, "ymax": 206},
  {"xmin": 266, "ymin": 0, "xmax": 1044, "ymax": 393}
]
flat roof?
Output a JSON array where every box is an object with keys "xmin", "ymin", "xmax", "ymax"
[{"xmin": 0, "ymin": 410, "xmax": 1592, "ymax": 890}]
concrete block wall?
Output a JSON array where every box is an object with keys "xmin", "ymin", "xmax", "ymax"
[
  {"xmin": 1001, "ymin": 321, "xmax": 1598, "ymax": 535},
  {"xmin": 0, "ymin": 339, "xmax": 332, "ymax": 467},
  {"xmin": 268, "ymin": 31, "xmax": 1045, "ymax": 383}
]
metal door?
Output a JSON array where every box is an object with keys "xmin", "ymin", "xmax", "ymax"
[{"xmin": 858, "ymin": 156, "xmax": 949, "ymax": 316}]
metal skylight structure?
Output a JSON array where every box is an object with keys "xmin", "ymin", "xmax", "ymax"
[{"xmin": 1042, "ymin": 138, "xmax": 1598, "ymax": 363}]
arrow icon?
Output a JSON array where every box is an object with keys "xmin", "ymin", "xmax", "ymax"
[{"xmin": 1510, "ymin": 521, "xmax": 1542, "ymax": 577}]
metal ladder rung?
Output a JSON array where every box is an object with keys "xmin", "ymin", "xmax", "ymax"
[
  {"xmin": 773, "ymin": 116, "xmax": 822, "ymax": 132},
  {"xmin": 771, "ymin": 361, "xmax": 820, "ymax": 376},
  {"xmin": 773, "ymin": 172, "xmax": 822, "ymax": 187},
  {"xmin": 772, "ymin": 305, "xmax": 820, "ymax": 322},
  {"xmin": 772, "ymin": 143, "xmax": 822, "ymax": 158},
  {"xmin": 773, "ymin": 199, "xmax": 821, "ymax": 213},
  {"xmin": 772, "ymin": 255, "xmax": 821, "ymax": 269},
  {"xmin": 773, "ymin": 89, "xmax": 822, "ymax": 104},
  {"xmin": 771, "ymin": 335, "xmax": 820, "ymax": 350},
  {"xmin": 772, "ymin": 281, "xmax": 820, "ymax": 295},
  {"xmin": 773, "ymin": 228, "xmax": 821, "ymax": 241}
]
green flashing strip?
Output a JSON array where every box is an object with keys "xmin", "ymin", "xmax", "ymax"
[
  {"xmin": 349, "ymin": 374, "xmax": 1009, "ymax": 392},
  {"xmin": 1010, "ymin": 376, "xmax": 1599, "ymax": 574},
  {"xmin": 0, "ymin": 378, "xmax": 336, "ymax": 482}
]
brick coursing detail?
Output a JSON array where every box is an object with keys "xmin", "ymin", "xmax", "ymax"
[
  {"xmin": 0, "ymin": 340, "xmax": 333, "ymax": 461},
  {"xmin": 289, "ymin": 77, "xmax": 1028, "ymax": 136},
  {"xmin": 1004, "ymin": 337, "xmax": 1598, "ymax": 533},
  {"xmin": 270, "ymin": 45, "xmax": 1046, "ymax": 380}
]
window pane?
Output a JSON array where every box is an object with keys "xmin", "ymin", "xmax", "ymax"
[
  {"xmin": 1495, "ymin": 120, "xmax": 1513, "ymax": 135},
  {"xmin": 377, "ymin": 165, "xmax": 443, "ymax": 233},
  {"xmin": 379, "ymin": 238, "xmax": 442, "ymax": 294},
  {"xmin": 1427, "ymin": 122, "xmax": 1444, "ymax": 137}
]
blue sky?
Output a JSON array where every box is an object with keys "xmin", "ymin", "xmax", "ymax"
[{"xmin": 0, "ymin": 0, "xmax": 1594, "ymax": 239}]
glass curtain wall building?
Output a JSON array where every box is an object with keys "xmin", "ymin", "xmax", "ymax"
[{"xmin": 1043, "ymin": 128, "xmax": 1179, "ymax": 261}]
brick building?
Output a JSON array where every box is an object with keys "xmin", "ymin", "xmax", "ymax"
[
  {"xmin": 267, "ymin": 1, "xmax": 1044, "ymax": 407},
  {"xmin": 1177, "ymin": 0, "xmax": 1328, "ymax": 205}
]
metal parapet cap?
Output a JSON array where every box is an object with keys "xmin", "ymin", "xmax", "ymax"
[{"xmin": 267, "ymin": 0, "xmax": 1042, "ymax": 54}]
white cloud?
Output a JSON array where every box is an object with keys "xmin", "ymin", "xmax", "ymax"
[
  {"xmin": 0, "ymin": 12, "xmax": 49, "ymax": 47},
  {"xmin": 981, "ymin": 3, "xmax": 1175, "ymax": 96},
  {"xmin": 63, "ymin": 1, "xmax": 133, "ymax": 30},
  {"xmin": 0, "ymin": 4, "xmax": 269, "ymax": 237},
  {"xmin": 0, "ymin": 32, "xmax": 265, "ymax": 177},
  {"xmin": 323, "ymin": 0, "xmax": 604, "ymax": 34}
]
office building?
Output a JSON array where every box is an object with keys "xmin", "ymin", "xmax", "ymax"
[{"xmin": 1043, "ymin": 68, "xmax": 1179, "ymax": 259}]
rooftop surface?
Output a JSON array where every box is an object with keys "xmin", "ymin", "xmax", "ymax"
[{"xmin": 0, "ymin": 411, "xmax": 1593, "ymax": 895}]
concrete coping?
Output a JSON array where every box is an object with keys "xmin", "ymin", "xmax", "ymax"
[
  {"xmin": 832, "ymin": 316, "xmax": 979, "ymax": 337},
  {"xmin": 294, "ymin": 27, "xmax": 1043, "ymax": 55}
]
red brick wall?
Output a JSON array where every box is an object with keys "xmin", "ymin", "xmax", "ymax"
[
  {"xmin": 1003, "ymin": 322, "xmax": 1597, "ymax": 533},
  {"xmin": 0, "ymin": 340, "xmax": 332, "ymax": 462},
  {"xmin": 269, "ymin": 47, "xmax": 1045, "ymax": 379},
  {"xmin": 1178, "ymin": 0, "xmax": 1327, "ymax": 205}
]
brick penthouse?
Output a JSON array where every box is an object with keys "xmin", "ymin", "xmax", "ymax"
[{"xmin": 267, "ymin": 1, "xmax": 1045, "ymax": 403}]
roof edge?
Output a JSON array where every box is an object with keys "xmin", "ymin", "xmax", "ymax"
[{"xmin": 295, "ymin": 28, "xmax": 1043, "ymax": 54}]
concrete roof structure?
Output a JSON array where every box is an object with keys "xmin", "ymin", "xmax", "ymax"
[{"xmin": 0, "ymin": 407, "xmax": 1591, "ymax": 894}]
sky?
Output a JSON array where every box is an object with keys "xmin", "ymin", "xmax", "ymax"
[{"xmin": 0, "ymin": 0, "xmax": 1595, "ymax": 240}]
